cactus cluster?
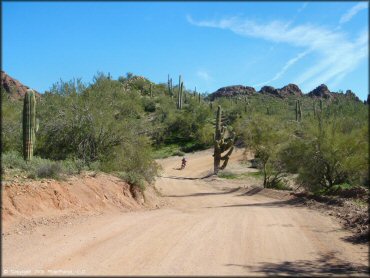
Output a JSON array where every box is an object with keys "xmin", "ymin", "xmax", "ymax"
[
  {"xmin": 23, "ymin": 89, "xmax": 37, "ymax": 161},
  {"xmin": 213, "ymin": 105, "xmax": 235, "ymax": 174}
]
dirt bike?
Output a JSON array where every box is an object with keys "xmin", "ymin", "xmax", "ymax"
[{"xmin": 180, "ymin": 161, "xmax": 187, "ymax": 170}]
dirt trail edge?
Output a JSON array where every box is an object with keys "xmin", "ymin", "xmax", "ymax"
[{"xmin": 2, "ymin": 148, "xmax": 368, "ymax": 276}]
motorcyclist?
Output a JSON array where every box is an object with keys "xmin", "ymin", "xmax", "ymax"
[{"xmin": 181, "ymin": 157, "xmax": 187, "ymax": 169}]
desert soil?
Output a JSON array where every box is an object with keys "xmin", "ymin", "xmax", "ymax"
[{"xmin": 2, "ymin": 148, "xmax": 368, "ymax": 276}]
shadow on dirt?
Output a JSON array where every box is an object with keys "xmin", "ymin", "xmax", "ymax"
[
  {"xmin": 164, "ymin": 187, "xmax": 241, "ymax": 198},
  {"xmin": 206, "ymin": 198, "xmax": 306, "ymax": 209},
  {"xmin": 342, "ymin": 233, "xmax": 369, "ymax": 245},
  {"xmin": 159, "ymin": 173, "xmax": 214, "ymax": 181},
  {"xmin": 225, "ymin": 252, "xmax": 369, "ymax": 276}
]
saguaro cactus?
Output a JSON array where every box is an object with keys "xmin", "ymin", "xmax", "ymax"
[
  {"xmin": 177, "ymin": 75, "xmax": 183, "ymax": 109},
  {"xmin": 23, "ymin": 89, "xmax": 37, "ymax": 161},
  {"xmin": 167, "ymin": 75, "xmax": 173, "ymax": 98},
  {"xmin": 213, "ymin": 106, "xmax": 235, "ymax": 174},
  {"xmin": 295, "ymin": 100, "xmax": 302, "ymax": 122},
  {"xmin": 180, "ymin": 81, "xmax": 184, "ymax": 109},
  {"xmin": 149, "ymin": 83, "xmax": 153, "ymax": 98}
]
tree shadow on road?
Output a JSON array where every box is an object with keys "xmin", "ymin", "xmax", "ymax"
[
  {"xmin": 206, "ymin": 198, "xmax": 307, "ymax": 209},
  {"xmin": 225, "ymin": 252, "xmax": 369, "ymax": 276},
  {"xmin": 164, "ymin": 187, "xmax": 241, "ymax": 198},
  {"xmin": 159, "ymin": 172, "xmax": 214, "ymax": 181}
]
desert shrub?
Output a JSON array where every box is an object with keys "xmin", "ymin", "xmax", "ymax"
[
  {"xmin": 100, "ymin": 136, "xmax": 160, "ymax": 188},
  {"xmin": 117, "ymin": 171, "xmax": 146, "ymax": 191},
  {"xmin": 2, "ymin": 152, "xmax": 66, "ymax": 179},
  {"xmin": 173, "ymin": 150, "xmax": 185, "ymax": 156},
  {"xmin": 2, "ymin": 92, "xmax": 23, "ymax": 153},
  {"xmin": 195, "ymin": 123, "xmax": 214, "ymax": 147},
  {"xmin": 281, "ymin": 115, "xmax": 368, "ymax": 193},
  {"xmin": 241, "ymin": 117, "xmax": 290, "ymax": 188},
  {"xmin": 143, "ymin": 98, "xmax": 156, "ymax": 112},
  {"xmin": 2, "ymin": 151, "xmax": 27, "ymax": 170},
  {"xmin": 35, "ymin": 161, "xmax": 63, "ymax": 179}
]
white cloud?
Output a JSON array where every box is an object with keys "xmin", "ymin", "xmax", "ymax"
[
  {"xmin": 297, "ymin": 2, "xmax": 308, "ymax": 13},
  {"xmin": 254, "ymin": 50, "xmax": 310, "ymax": 87},
  {"xmin": 197, "ymin": 70, "xmax": 211, "ymax": 81},
  {"xmin": 187, "ymin": 15, "xmax": 368, "ymax": 90},
  {"xmin": 339, "ymin": 2, "xmax": 368, "ymax": 25}
]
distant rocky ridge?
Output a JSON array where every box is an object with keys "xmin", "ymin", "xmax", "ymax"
[
  {"xmin": 208, "ymin": 85, "xmax": 256, "ymax": 101},
  {"xmin": 1, "ymin": 71, "xmax": 40, "ymax": 100},
  {"xmin": 209, "ymin": 83, "xmax": 361, "ymax": 102}
]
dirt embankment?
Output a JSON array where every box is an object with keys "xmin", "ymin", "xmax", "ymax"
[{"xmin": 2, "ymin": 172, "xmax": 164, "ymax": 235}]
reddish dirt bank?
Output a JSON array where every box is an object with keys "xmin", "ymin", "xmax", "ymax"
[
  {"xmin": 2, "ymin": 172, "xmax": 163, "ymax": 234},
  {"xmin": 2, "ymin": 148, "xmax": 368, "ymax": 276}
]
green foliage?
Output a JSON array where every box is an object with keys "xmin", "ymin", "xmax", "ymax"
[
  {"xmin": 237, "ymin": 95, "xmax": 367, "ymax": 192},
  {"xmin": 282, "ymin": 116, "xmax": 368, "ymax": 192},
  {"xmin": 3, "ymin": 70, "xmax": 367, "ymax": 196},
  {"xmin": 2, "ymin": 91, "xmax": 22, "ymax": 153},
  {"xmin": 2, "ymin": 151, "xmax": 84, "ymax": 179},
  {"xmin": 100, "ymin": 136, "xmax": 160, "ymax": 187}
]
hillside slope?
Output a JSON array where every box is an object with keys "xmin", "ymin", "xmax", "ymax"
[{"xmin": 1, "ymin": 71, "xmax": 40, "ymax": 100}]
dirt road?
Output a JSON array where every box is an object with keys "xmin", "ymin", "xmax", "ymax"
[{"xmin": 2, "ymin": 149, "xmax": 368, "ymax": 276}]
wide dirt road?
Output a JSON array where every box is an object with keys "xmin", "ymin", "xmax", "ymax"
[{"xmin": 2, "ymin": 149, "xmax": 368, "ymax": 276}]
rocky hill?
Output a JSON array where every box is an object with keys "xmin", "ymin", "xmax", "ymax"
[
  {"xmin": 1, "ymin": 71, "xmax": 40, "ymax": 100},
  {"xmin": 208, "ymin": 83, "xmax": 361, "ymax": 102},
  {"xmin": 208, "ymin": 85, "xmax": 256, "ymax": 101}
]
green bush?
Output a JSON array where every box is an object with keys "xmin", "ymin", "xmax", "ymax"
[
  {"xmin": 35, "ymin": 162, "xmax": 63, "ymax": 179},
  {"xmin": 282, "ymin": 117, "xmax": 368, "ymax": 193}
]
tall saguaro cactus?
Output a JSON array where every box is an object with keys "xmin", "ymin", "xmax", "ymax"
[
  {"xmin": 177, "ymin": 75, "xmax": 183, "ymax": 109},
  {"xmin": 23, "ymin": 89, "xmax": 37, "ymax": 161},
  {"xmin": 167, "ymin": 75, "xmax": 173, "ymax": 98},
  {"xmin": 213, "ymin": 105, "xmax": 235, "ymax": 174},
  {"xmin": 295, "ymin": 99, "xmax": 302, "ymax": 122}
]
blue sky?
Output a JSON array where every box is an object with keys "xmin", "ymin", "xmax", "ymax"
[{"xmin": 2, "ymin": 1, "xmax": 369, "ymax": 100}]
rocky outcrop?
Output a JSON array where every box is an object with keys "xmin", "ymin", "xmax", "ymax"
[
  {"xmin": 343, "ymin": 90, "xmax": 360, "ymax": 102},
  {"xmin": 259, "ymin": 86, "xmax": 276, "ymax": 95},
  {"xmin": 307, "ymin": 84, "xmax": 361, "ymax": 102},
  {"xmin": 259, "ymin": 84, "xmax": 302, "ymax": 98},
  {"xmin": 307, "ymin": 84, "xmax": 332, "ymax": 99},
  {"xmin": 277, "ymin": 84, "xmax": 303, "ymax": 97},
  {"xmin": 1, "ymin": 71, "xmax": 40, "ymax": 100},
  {"xmin": 208, "ymin": 85, "xmax": 256, "ymax": 101}
]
